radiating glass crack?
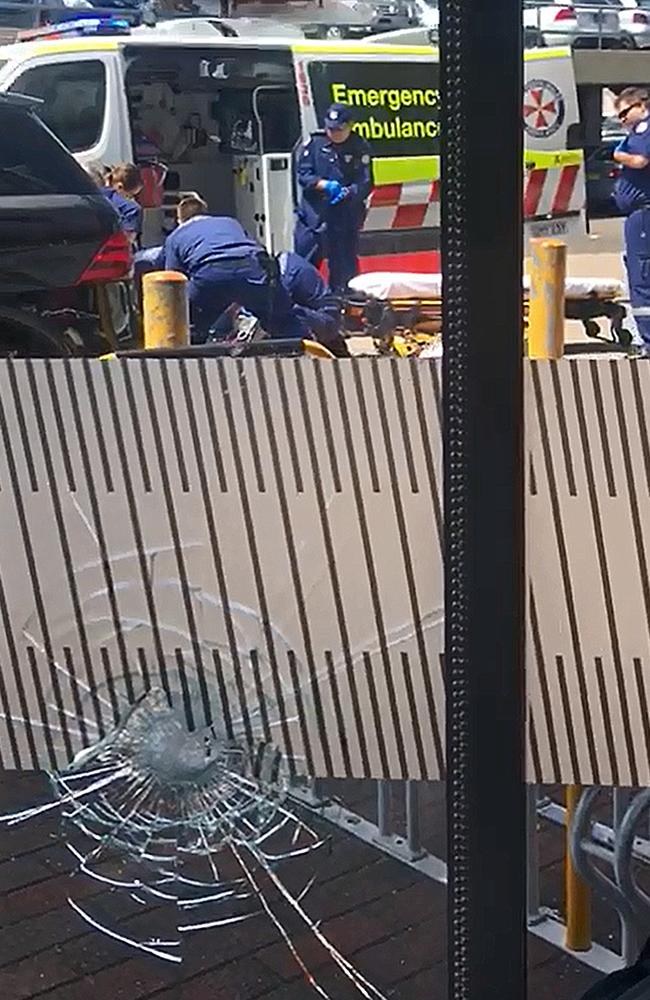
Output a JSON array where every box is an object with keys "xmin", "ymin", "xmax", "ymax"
[{"xmin": 0, "ymin": 686, "xmax": 388, "ymax": 999}]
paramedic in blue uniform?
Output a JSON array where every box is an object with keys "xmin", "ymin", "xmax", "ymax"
[
  {"xmin": 162, "ymin": 194, "xmax": 303, "ymax": 341},
  {"xmin": 614, "ymin": 88, "xmax": 650, "ymax": 356},
  {"xmin": 279, "ymin": 250, "xmax": 348, "ymax": 356},
  {"xmin": 294, "ymin": 102, "xmax": 372, "ymax": 293}
]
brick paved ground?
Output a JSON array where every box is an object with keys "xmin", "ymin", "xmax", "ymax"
[{"xmin": 0, "ymin": 772, "xmax": 603, "ymax": 1000}]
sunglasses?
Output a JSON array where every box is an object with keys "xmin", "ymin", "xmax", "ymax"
[{"xmin": 618, "ymin": 102, "xmax": 642, "ymax": 122}]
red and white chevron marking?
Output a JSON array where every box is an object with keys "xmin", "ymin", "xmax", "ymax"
[
  {"xmin": 363, "ymin": 180, "xmax": 440, "ymax": 231},
  {"xmin": 523, "ymin": 164, "xmax": 582, "ymax": 220},
  {"xmin": 364, "ymin": 165, "xmax": 583, "ymax": 231}
]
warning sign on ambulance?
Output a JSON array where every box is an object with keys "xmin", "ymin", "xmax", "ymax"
[{"xmin": 307, "ymin": 61, "xmax": 440, "ymax": 157}]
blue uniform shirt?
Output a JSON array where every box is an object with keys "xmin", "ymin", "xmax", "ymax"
[
  {"xmin": 615, "ymin": 117, "xmax": 650, "ymax": 214},
  {"xmin": 162, "ymin": 215, "xmax": 260, "ymax": 276},
  {"xmin": 102, "ymin": 187, "xmax": 143, "ymax": 238},
  {"xmin": 296, "ymin": 131, "xmax": 372, "ymax": 231}
]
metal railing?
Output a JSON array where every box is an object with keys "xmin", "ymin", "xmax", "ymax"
[{"xmin": 523, "ymin": 1, "xmax": 641, "ymax": 51}]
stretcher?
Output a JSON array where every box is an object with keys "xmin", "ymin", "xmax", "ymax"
[{"xmin": 345, "ymin": 273, "xmax": 632, "ymax": 354}]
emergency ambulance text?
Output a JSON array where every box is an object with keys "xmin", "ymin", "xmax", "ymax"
[{"xmin": 330, "ymin": 83, "xmax": 440, "ymax": 112}]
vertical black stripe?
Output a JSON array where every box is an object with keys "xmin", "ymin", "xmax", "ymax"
[
  {"xmin": 175, "ymin": 648, "xmax": 195, "ymax": 732},
  {"xmin": 588, "ymin": 361, "xmax": 616, "ymax": 498},
  {"xmin": 67, "ymin": 361, "xmax": 134, "ymax": 703},
  {"xmin": 531, "ymin": 362, "xmax": 599, "ymax": 783},
  {"xmin": 63, "ymin": 647, "xmax": 92, "ymax": 745},
  {"xmin": 633, "ymin": 657, "xmax": 650, "ymax": 771},
  {"xmin": 594, "ymin": 656, "xmax": 620, "ymax": 786},
  {"xmin": 555, "ymin": 655, "xmax": 580, "ymax": 783},
  {"xmin": 332, "ymin": 363, "xmax": 405, "ymax": 778},
  {"xmin": 45, "ymin": 363, "xmax": 76, "ymax": 493},
  {"xmin": 400, "ymin": 651, "xmax": 427, "ymax": 779},
  {"xmin": 429, "ymin": 358, "xmax": 443, "ymax": 427},
  {"xmin": 81, "ymin": 358, "xmax": 114, "ymax": 493},
  {"xmin": 197, "ymin": 358, "xmax": 228, "ymax": 493},
  {"xmin": 287, "ymin": 649, "xmax": 314, "ymax": 775},
  {"xmin": 571, "ymin": 363, "xmax": 636, "ymax": 785},
  {"xmin": 160, "ymin": 362, "xmax": 190, "ymax": 493},
  {"xmin": 351, "ymin": 362, "xmax": 381, "ymax": 492},
  {"xmin": 7, "ymin": 361, "xmax": 102, "ymax": 751},
  {"xmin": 550, "ymin": 362, "xmax": 577, "ymax": 496},
  {"xmin": 274, "ymin": 360, "xmax": 303, "ymax": 493},
  {"xmin": 217, "ymin": 360, "xmax": 303, "ymax": 755},
  {"xmin": 26, "ymin": 646, "xmax": 57, "ymax": 768},
  {"xmin": 5, "ymin": 363, "xmax": 38, "ymax": 492},
  {"xmin": 211, "ymin": 650, "xmax": 234, "ymax": 742},
  {"xmin": 235, "ymin": 358, "xmax": 266, "ymax": 493},
  {"xmin": 100, "ymin": 647, "xmax": 120, "ymax": 725},
  {"xmin": 363, "ymin": 651, "xmax": 390, "ymax": 778},
  {"xmin": 529, "ymin": 587, "xmax": 562, "ymax": 784},
  {"xmin": 529, "ymin": 453, "xmax": 538, "ymax": 496},
  {"xmin": 389, "ymin": 362, "xmax": 419, "ymax": 494},
  {"xmin": 0, "ymin": 571, "xmax": 38, "ymax": 767},
  {"xmin": 102, "ymin": 363, "xmax": 168, "ymax": 697},
  {"xmin": 528, "ymin": 708, "xmax": 543, "ymax": 786},
  {"xmin": 122, "ymin": 360, "xmax": 152, "ymax": 493},
  {"xmin": 410, "ymin": 364, "xmax": 442, "ymax": 549},
  {"xmin": 371, "ymin": 361, "xmax": 444, "ymax": 779},
  {"xmin": 324, "ymin": 650, "xmax": 352, "ymax": 777},
  {"xmin": 313, "ymin": 363, "xmax": 342, "ymax": 493},
  {"xmin": 137, "ymin": 648, "xmax": 151, "ymax": 694},
  {"xmin": 140, "ymin": 359, "xmax": 210, "ymax": 728},
  {"xmin": 0, "ymin": 655, "xmax": 21, "ymax": 768},
  {"xmin": 179, "ymin": 359, "xmax": 258, "ymax": 742},
  {"xmin": 254, "ymin": 359, "xmax": 334, "ymax": 774},
  {"xmin": 629, "ymin": 363, "xmax": 650, "ymax": 496},
  {"xmin": 250, "ymin": 649, "xmax": 271, "ymax": 744}
]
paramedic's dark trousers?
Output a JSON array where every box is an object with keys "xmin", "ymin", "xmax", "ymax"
[
  {"xmin": 294, "ymin": 219, "xmax": 360, "ymax": 293},
  {"xmin": 188, "ymin": 257, "xmax": 303, "ymax": 342},
  {"xmin": 625, "ymin": 207, "xmax": 650, "ymax": 351}
]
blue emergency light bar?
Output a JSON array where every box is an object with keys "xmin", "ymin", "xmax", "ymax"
[{"xmin": 18, "ymin": 17, "xmax": 132, "ymax": 42}]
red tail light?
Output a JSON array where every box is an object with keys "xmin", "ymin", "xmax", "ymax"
[
  {"xmin": 554, "ymin": 7, "xmax": 577, "ymax": 21},
  {"xmin": 633, "ymin": 10, "xmax": 649, "ymax": 23},
  {"xmin": 76, "ymin": 230, "xmax": 132, "ymax": 285}
]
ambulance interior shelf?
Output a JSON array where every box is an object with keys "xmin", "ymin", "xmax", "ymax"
[{"xmin": 124, "ymin": 48, "xmax": 300, "ymax": 247}]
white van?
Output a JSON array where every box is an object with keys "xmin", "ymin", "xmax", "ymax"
[{"xmin": 0, "ymin": 19, "xmax": 585, "ymax": 270}]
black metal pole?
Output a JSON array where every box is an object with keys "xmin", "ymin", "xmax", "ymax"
[{"xmin": 441, "ymin": 2, "xmax": 526, "ymax": 999}]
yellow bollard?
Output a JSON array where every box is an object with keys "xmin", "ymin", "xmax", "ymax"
[
  {"xmin": 528, "ymin": 238, "xmax": 567, "ymax": 359},
  {"xmin": 142, "ymin": 271, "xmax": 190, "ymax": 350},
  {"xmin": 565, "ymin": 784, "xmax": 592, "ymax": 951}
]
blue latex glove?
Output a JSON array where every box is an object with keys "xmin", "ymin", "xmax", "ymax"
[
  {"xmin": 322, "ymin": 179, "xmax": 342, "ymax": 203},
  {"xmin": 330, "ymin": 185, "xmax": 350, "ymax": 206}
]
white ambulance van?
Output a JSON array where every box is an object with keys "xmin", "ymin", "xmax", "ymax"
[{"xmin": 0, "ymin": 18, "xmax": 585, "ymax": 271}]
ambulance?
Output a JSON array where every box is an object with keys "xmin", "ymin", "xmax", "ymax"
[{"xmin": 0, "ymin": 17, "xmax": 586, "ymax": 272}]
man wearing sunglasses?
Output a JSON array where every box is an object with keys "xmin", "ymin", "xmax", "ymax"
[{"xmin": 614, "ymin": 88, "xmax": 650, "ymax": 356}]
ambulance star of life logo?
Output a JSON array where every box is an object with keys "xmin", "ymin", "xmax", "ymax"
[{"xmin": 523, "ymin": 79, "xmax": 565, "ymax": 139}]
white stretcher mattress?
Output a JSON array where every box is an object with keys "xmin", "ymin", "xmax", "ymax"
[{"xmin": 348, "ymin": 272, "xmax": 625, "ymax": 302}]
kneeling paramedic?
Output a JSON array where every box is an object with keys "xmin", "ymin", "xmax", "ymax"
[
  {"xmin": 162, "ymin": 194, "xmax": 303, "ymax": 342},
  {"xmin": 294, "ymin": 103, "xmax": 372, "ymax": 294},
  {"xmin": 278, "ymin": 250, "xmax": 349, "ymax": 356},
  {"xmin": 614, "ymin": 88, "xmax": 650, "ymax": 356}
]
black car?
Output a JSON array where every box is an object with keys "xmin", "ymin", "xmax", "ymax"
[
  {"xmin": 0, "ymin": 92, "xmax": 134, "ymax": 356},
  {"xmin": 585, "ymin": 134, "xmax": 624, "ymax": 217}
]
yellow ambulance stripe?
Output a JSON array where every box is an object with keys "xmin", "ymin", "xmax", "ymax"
[
  {"xmin": 292, "ymin": 41, "xmax": 434, "ymax": 56},
  {"xmin": 30, "ymin": 37, "xmax": 120, "ymax": 56},
  {"xmin": 373, "ymin": 157, "xmax": 440, "ymax": 185},
  {"xmin": 374, "ymin": 148, "xmax": 582, "ymax": 186}
]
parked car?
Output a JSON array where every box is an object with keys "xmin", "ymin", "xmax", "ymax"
[
  {"xmin": 0, "ymin": 92, "xmax": 133, "ymax": 356},
  {"xmin": 617, "ymin": 0, "xmax": 650, "ymax": 47},
  {"xmin": 585, "ymin": 129, "xmax": 624, "ymax": 215},
  {"xmin": 523, "ymin": 1, "xmax": 622, "ymax": 48}
]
